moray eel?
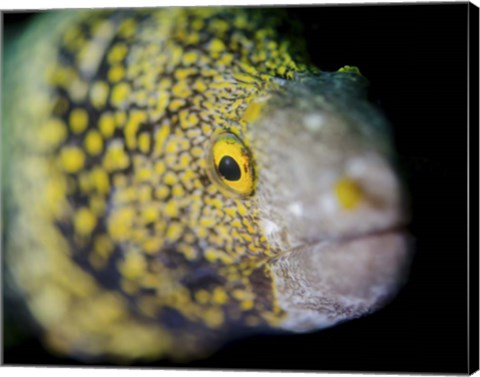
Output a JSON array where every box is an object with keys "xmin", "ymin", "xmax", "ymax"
[{"xmin": 3, "ymin": 8, "xmax": 411, "ymax": 362}]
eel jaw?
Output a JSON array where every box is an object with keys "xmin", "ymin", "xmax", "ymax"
[{"xmin": 269, "ymin": 227, "xmax": 412, "ymax": 332}]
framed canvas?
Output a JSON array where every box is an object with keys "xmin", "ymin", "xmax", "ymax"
[{"xmin": 2, "ymin": 0, "xmax": 478, "ymax": 374}]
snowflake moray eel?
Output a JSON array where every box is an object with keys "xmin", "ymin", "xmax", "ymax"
[{"xmin": 3, "ymin": 7, "xmax": 411, "ymax": 362}]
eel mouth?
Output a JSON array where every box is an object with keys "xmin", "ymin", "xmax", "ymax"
[{"xmin": 299, "ymin": 223, "xmax": 409, "ymax": 252}]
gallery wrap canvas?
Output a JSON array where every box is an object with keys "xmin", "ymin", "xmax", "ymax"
[{"xmin": 2, "ymin": 1, "xmax": 478, "ymax": 374}]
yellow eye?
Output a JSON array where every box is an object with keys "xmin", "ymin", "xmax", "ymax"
[{"xmin": 207, "ymin": 132, "xmax": 255, "ymax": 197}]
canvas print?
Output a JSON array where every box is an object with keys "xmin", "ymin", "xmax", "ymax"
[{"xmin": 2, "ymin": 2, "xmax": 476, "ymax": 373}]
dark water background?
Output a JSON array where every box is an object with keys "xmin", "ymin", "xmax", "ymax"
[{"xmin": 2, "ymin": 3, "xmax": 471, "ymax": 373}]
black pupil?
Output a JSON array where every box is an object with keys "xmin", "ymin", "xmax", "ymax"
[{"xmin": 218, "ymin": 156, "xmax": 241, "ymax": 181}]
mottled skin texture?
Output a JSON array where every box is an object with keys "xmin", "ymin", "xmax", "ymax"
[{"xmin": 3, "ymin": 8, "xmax": 410, "ymax": 362}]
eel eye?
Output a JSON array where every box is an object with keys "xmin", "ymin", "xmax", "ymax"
[{"xmin": 208, "ymin": 132, "xmax": 255, "ymax": 197}]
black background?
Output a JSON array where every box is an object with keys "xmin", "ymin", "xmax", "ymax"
[{"xmin": 2, "ymin": 3, "xmax": 472, "ymax": 374}]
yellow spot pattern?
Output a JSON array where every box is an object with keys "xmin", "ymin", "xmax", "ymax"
[
  {"xmin": 6, "ymin": 7, "xmax": 310, "ymax": 361},
  {"xmin": 69, "ymin": 108, "xmax": 89, "ymax": 134},
  {"xmin": 60, "ymin": 146, "xmax": 85, "ymax": 173},
  {"xmin": 74, "ymin": 207, "xmax": 97, "ymax": 236}
]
